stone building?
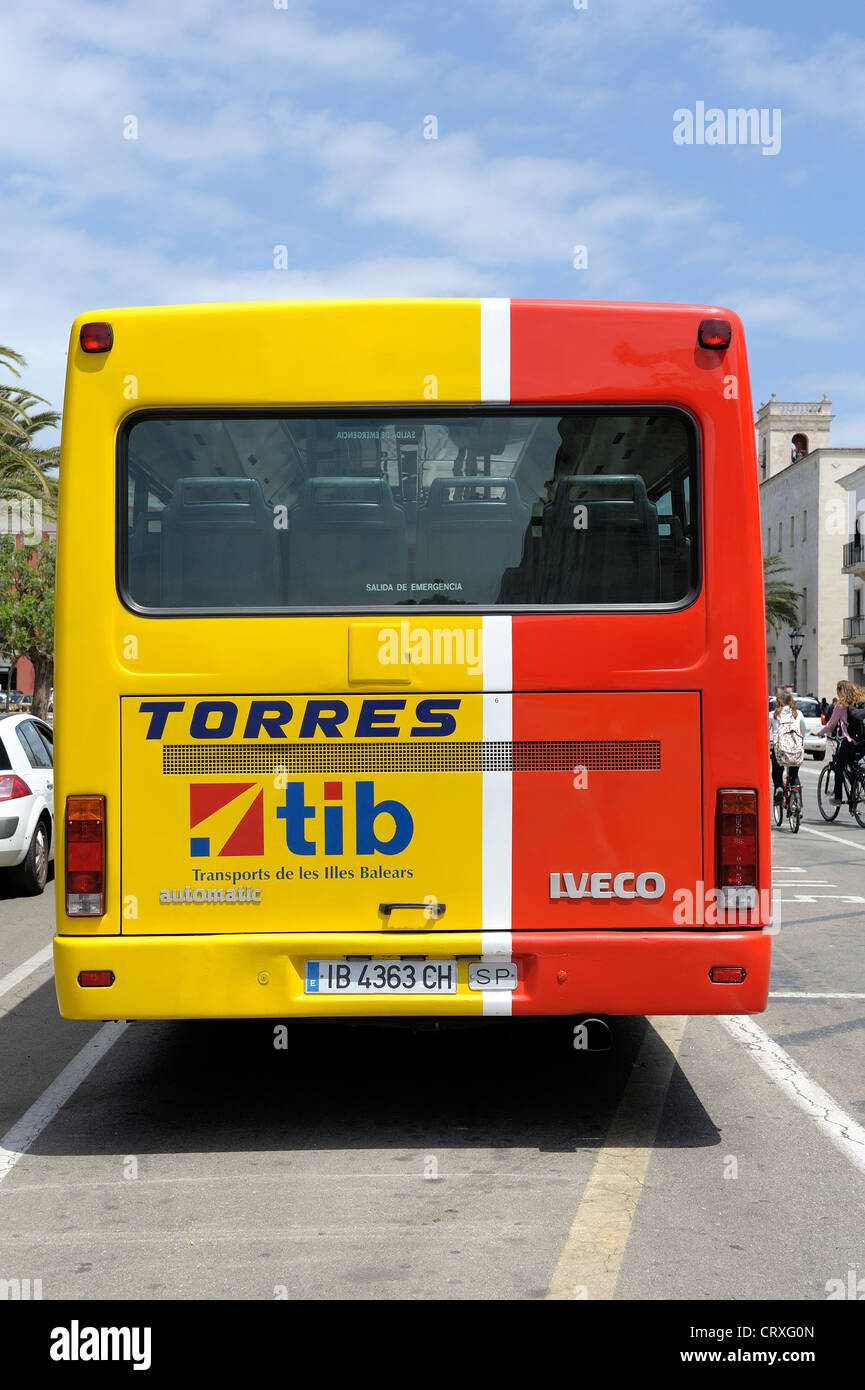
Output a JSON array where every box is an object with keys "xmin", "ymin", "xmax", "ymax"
[
  {"xmin": 839, "ymin": 466, "xmax": 865, "ymax": 686},
  {"xmin": 757, "ymin": 396, "xmax": 865, "ymax": 698}
]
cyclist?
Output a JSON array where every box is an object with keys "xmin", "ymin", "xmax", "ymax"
[
  {"xmin": 815, "ymin": 679, "xmax": 865, "ymax": 804},
  {"xmin": 770, "ymin": 690, "xmax": 805, "ymax": 809}
]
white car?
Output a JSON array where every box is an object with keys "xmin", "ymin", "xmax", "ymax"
[
  {"xmin": 769, "ymin": 694, "xmax": 826, "ymax": 761},
  {"xmin": 0, "ymin": 713, "xmax": 54, "ymax": 895}
]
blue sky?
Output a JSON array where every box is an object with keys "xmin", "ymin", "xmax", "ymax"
[{"xmin": 2, "ymin": 0, "xmax": 865, "ymax": 443}]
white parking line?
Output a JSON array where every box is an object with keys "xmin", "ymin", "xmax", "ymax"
[
  {"xmin": 771, "ymin": 881, "xmax": 834, "ymax": 887},
  {"xmin": 769, "ymin": 991, "xmax": 865, "ymax": 1000},
  {"xmin": 0, "ymin": 1022, "xmax": 128, "ymax": 1185},
  {"xmin": 718, "ymin": 1015, "xmax": 865, "ymax": 1178},
  {"xmin": 775, "ymin": 895, "xmax": 865, "ymax": 904},
  {"xmin": 0, "ymin": 944, "xmax": 53, "ymax": 1003},
  {"xmin": 798, "ymin": 825, "xmax": 865, "ymax": 851}
]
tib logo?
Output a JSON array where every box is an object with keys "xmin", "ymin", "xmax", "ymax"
[
  {"xmin": 189, "ymin": 782, "xmax": 264, "ymax": 857},
  {"xmin": 277, "ymin": 781, "xmax": 413, "ymax": 855},
  {"xmin": 188, "ymin": 780, "xmax": 413, "ymax": 858}
]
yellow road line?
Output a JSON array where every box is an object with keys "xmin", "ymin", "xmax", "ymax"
[{"xmin": 545, "ymin": 1016, "xmax": 687, "ymax": 1301}]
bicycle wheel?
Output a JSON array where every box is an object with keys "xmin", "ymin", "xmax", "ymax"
[
  {"xmin": 788, "ymin": 788, "xmax": 801, "ymax": 833},
  {"xmin": 817, "ymin": 763, "xmax": 841, "ymax": 821},
  {"xmin": 851, "ymin": 772, "xmax": 865, "ymax": 829},
  {"xmin": 773, "ymin": 786, "xmax": 784, "ymax": 826}
]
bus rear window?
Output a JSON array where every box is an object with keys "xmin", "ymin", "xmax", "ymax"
[{"xmin": 120, "ymin": 409, "xmax": 698, "ymax": 611}]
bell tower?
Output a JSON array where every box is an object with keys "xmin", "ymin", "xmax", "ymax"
[{"xmin": 755, "ymin": 395, "xmax": 833, "ymax": 481}]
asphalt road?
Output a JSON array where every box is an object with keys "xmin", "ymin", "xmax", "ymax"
[{"xmin": 1, "ymin": 769, "xmax": 863, "ymax": 1303}]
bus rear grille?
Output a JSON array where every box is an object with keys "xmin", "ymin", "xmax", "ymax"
[{"xmin": 162, "ymin": 740, "xmax": 660, "ymax": 775}]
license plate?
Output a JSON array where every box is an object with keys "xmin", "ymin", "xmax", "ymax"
[
  {"xmin": 467, "ymin": 962, "xmax": 518, "ymax": 991},
  {"xmin": 305, "ymin": 959, "xmax": 457, "ymax": 994}
]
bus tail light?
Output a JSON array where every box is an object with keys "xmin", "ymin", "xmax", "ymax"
[
  {"xmin": 66, "ymin": 796, "xmax": 106, "ymax": 916},
  {"xmin": 79, "ymin": 322, "xmax": 113, "ymax": 353},
  {"xmin": 698, "ymin": 318, "xmax": 732, "ymax": 350},
  {"xmin": 716, "ymin": 789, "xmax": 757, "ymax": 910},
  {"xmin": 710, "ymin": 966, "xmax": 746, "ymax": 984}
]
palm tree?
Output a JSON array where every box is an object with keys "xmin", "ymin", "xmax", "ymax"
[
  {"xmin": 0, "ymin": 346, "xmax": 59, "ymax": 512},
  {"xmin": 764, "ymin": 554, "xmax": 801, "ymax": 634}
]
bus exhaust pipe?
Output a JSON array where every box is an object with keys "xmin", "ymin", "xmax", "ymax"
[{"xmin": 571, "ymin": 1016, "xmax": 613, "ymax": 1052}]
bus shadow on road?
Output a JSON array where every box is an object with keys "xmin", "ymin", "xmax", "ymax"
[{"xmin": 11, "ymin": 1006, "xmax": 721, "ymax": 1159}]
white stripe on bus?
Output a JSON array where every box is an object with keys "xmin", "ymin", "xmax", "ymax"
[
  {"xmin": 479, "ymin": 931, "xmax": 512, "ymax": 959},
  {"xmin": 481, "ymin": 617, "xmax": 513, "ymax": 1014},
  {"xmin": 482, "ymin": 614, "xmax": 512, "ymax": 693},
  {"xmin": 480, "ymin": 298, "xmax": 510, "ymax": 401}
]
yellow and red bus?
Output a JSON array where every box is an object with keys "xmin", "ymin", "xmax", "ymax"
[{"xmin": 54, "ymin": 299, "xmax": 771, "ymax": 1021}]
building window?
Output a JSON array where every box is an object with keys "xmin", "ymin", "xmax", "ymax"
[
  {"xmin": 767, "ymin": 526, "xmax": 771, "ymax": 553},
  {"xmin": 792, "ymin": 433, "xmax": 808, "ymax": 461},
  {"xmin": 802, "ymin": 587, "xmax": 807, "ymax": 624},
  {"xmin": 760, "ymin": 438, "xmax": 767, "ymax": 479},
  {"xmin": 778, "ymin": 523, "xmax": 782, "ymax": 551},
  {"xmin": 801, "ymin": 658, "xmax": 808, "ymax": 693},
  {"xmin": 802, "ymin": 509, "xmax": 807, "ymax": 542},
  {"xmin": 790, "ymin": 515, "xmax": 795, "ymax": 546}
]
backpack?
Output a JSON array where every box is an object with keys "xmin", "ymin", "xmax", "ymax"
[
  {"xmin": 847, "ymin": 702, "xmax": 865, "ymax": 742},
  {"xmin": 776, "ymin": 710, "xmax": 804, "ymax": 766}
]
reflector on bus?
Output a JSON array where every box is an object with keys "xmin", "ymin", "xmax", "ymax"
[{"xmin": 78, "ymin": 970, "xmax": 115, "ymax": 988}]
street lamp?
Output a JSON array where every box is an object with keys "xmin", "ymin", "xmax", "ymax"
[{"xmin": 789, "ymin": 626, "xmax": 804, "ymax": 692}]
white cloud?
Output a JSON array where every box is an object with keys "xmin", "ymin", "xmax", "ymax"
[
  {"xmin": 0, "ymin": 218, "xmax": 503, "ymax": 425},
  {"xmin": 2, "ymin": 0, "xmax": 864, "ymax": 452},
  {"xmin": 8, "ymin": 0, "xmax": 422, "ymax": 77},
  {"xmin": 287, "ymin": 113, "xmax": 713, "ymax": 271},
  {"xmin": 706, "ymin": 24, "xmax": 865, "ymax": 132}
]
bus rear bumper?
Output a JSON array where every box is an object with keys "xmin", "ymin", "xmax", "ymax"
[{"xmin": 54, "ymin": 929, "xmax": 771, "ymax": 1020}]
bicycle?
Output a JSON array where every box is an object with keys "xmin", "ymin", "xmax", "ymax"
[
  {"xmin": 817, "ymin": 736, "xmax": 865, "ymax": 826},
  {"xmin": 773, "ymin": 763, "xmax": 802, "ymax": 833}
]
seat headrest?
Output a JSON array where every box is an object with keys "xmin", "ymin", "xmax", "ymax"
[{"xmin": 424, "ymin": 476, "xmax": 527, "ymax": 518}]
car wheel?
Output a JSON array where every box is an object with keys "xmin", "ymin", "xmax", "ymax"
[{"xmin": 11, "ymin": 819, "xmax": 50, "ymax": 896}]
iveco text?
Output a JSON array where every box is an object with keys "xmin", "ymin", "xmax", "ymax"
[{"xmin": 550, "ymin": 872, "xmax": 666, "ymax": 900}]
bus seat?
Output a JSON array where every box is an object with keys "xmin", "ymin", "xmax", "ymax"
[
  {"xmin": 129, "ymin": 513, "xmax": 163, "ymax": 606},
  {"xmin": 658, "ymin": 515, "xmax": 691, "ymax": 601},
  {"xmin": 288, "ymin": 477, "xmax": 407, "ymax": 604},
  {"xmin": 160, "ymin": 477, "xmax": 280, "ymax": 607},
  {"xmin": 415, "ymin": 478, "xmax": 530, "ymax": 602},
  {"xmin": 540, "ymin": 474, "xmax": 660, "ymax": 603}
]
